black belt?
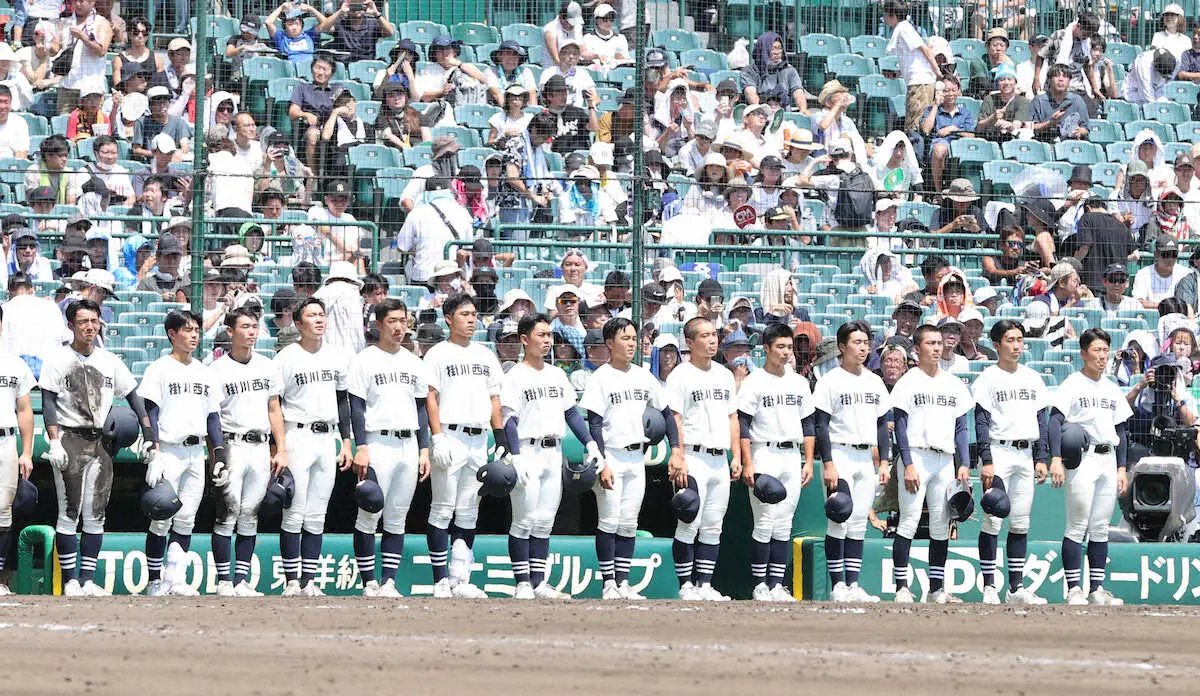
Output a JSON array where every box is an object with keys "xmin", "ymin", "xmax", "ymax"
[
  {"xmin": 764, "ymin": 441, "xmax": 800, "ymax": 450},
  {"xmin": 837, "ymin": 443, "xmax": 871, "ymax": 451},
  {"xmin": 377, "ymin": 429, "xmax": 414, "ymax": 439},
  {"xmin": 169, "ymin": 435, "xmax": 203, "ymax": 447},
  {"xmin": 1093, "ymin": 444, "xmax": 1113, "ymax": 454},
  {"xmin": 524, "ymin": 436, "xmax": 560, "ymax": 448},
  {"xmin": 916, "ymin": 446, "xmax": 952, "ymax": 456},
  {"xmin": 997, "ymin": 439, "xmax": 1032, "ymax": 450},
  {"xmin": 447, "ymin": 424, "xmax": 484, "ymax": 436},
  {"xmin": 224, "ymin": 431, "xmax": 268, "ymax": 444},
  {"xmin": 621, "ymin": 443, "xmax": 644, "ymax": 452},
  {"xmin": 0, "ymin": 427, "xmax": 16, "ymax": 437},
  {"xmin": 690, "ymin": 445, "xmax": 726, "ymax": 456},
  {"xmin": 64, "ymin": 426, "xmax": 103, "ymax": 441},
  {"xmin": 294, "ymin": 422, "xmax": 333, "ymax": 434}
]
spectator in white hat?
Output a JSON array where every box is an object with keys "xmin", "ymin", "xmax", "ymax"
[
  {"xmin": 543, "ymin": 1, "xmax": 584, "ymax": 66},
  {"xmin": 132, "ymin": 85, "xmax": 191, "ymax": 160},
  {"xmin": 582, "ymin": 4, "xmax": 630, "ymax": 74},
  {"xmin": 543, "ymin": 248, "xmax": 603, "ymax": 313},
  {"xmin": 66, "ymin": 78, "xmax": 109, "ymax": 140},
  {"xmin": 1153, "ymin": 4, "xmax": 1190, "ymax": 60},
  {"xmin": 973, "ymin": 286, "xmax": 1001, "ymax": 315},
  {"xmin": 0, "ymin": 44, "xmax": 33, "ymax": 112}
]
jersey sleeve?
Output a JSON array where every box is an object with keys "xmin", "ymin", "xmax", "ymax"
[
  {"xmin": 887, "ymin": 373, "xmax": 910, "ymax": 414},
  {"xmin": 267, "ymin": 358, "xmax": 284, "ymax": 397},
  {"xmin": 485, "ymin": 349, "xmax": 503, "ymax": 396},
  {"xmin": 112, "ymin": 355, "xmax": 138, "ymax": 398},
  {"xmin": 811, "ymin": 375, "xmax": 831, "ymax": 413},
  {"xmin": 412, "ymin": 358, "xmax": 431, "ymax": 399},
  {"xmin": 422, "ymin": 347, "xmax": 443, "ymax": 394},
  {"xmin": 499, "ymin": 368, "xmax": 521, "ymax": 413},
  {"xmin": 36, "ymin": 351, "xmax": 61, "ymax": 392},
  {"xmin": 206, "ymin": 369, "xmax": 222, "ymax": 412},
  {"xmin": 557, "ymin": 367, "xmax": 577, "ymax": 407},
  {"xmin": 138, "ymin": 361, "xmax": 163, "ymax": 404},
  {"xmin": 952, "ymin": 378, "xmax": 973, "ymax": 418},
  {"xmin": 798, "ymin": 378, "xmax": 816, "ymax": 421},
  {"xmin": 577, "ymin": 368, "xmax": 605, "ymax": 414},
  {"xmin": 1048, "ymin": 377, "xmax": 1074, "ymax": 416},
  {"xmin": 737, "ymin": 374, "xmax": 760, "ymax": 416},
  {"xmin": 897, "ymin": 22, "xmax": 922, "ymax": 51},
  {"xmin": 14, "ymin": 359, "xmax": 34, "ymax": 398},
  {"xmin": 972, "ymin": 371, "xmax": 994, "ymax": 411},
  {"xmin": 1112, "ymin": 381, "xmax": 1134, "ymax": 425},
  {"xmin": 722, "ymin": 369, "xmax": 737, "ymax": 415},
  {"xmin": 347, "ymin": 353, "xmax": 371, "ymax": 401},
  {"xmin": 664, "ymin": 368, "xmax": 686, "ymax": 413},
  {"xmin": 334, "ymin": 349, "xmax": 350, "ymax": 391}
]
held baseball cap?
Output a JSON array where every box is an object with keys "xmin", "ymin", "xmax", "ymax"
[{"xmin": 973, "ymin": 286, "xmax": 998, "ymax": 304}]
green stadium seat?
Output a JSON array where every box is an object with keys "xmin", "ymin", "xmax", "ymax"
[
  {"xmin": 1054, "ymin": 140, "xmax": 1104, "ymax": 165},
  {"xmin": 1165, "ymin": 141, "xmax": 1193, "ymax": 162},
  {"xmin": 1002, "ymin": 139, "xmax": 1052, "ymax": 164},
  {"xmin": 680, "ymin": 48, "xmax": 728, "ymax": 74},
  {"xmin": 1165, "ymin": 80, "xmax": 1200, "ymax": 106},
  {"xmin": 800, "ymin": 34, "xmax": 849, "ymax": 87},
  {"xmin": 1040, "ymin": 161, "xmax": 1073, "ymax": 180},
  {"xmin": 377, "ymin": 166, "xmax": 413, "ymax": 204},
  {"xmin": 404, "ymin": 145, "xmax": 433, "ymax": 168},
  {"xmin": 432, "ymin": 125, "xmax": 481, "ymax": 148},
  {"xmin": 1103, "ymin": 316, "xmax": 1147, "ymax": 333},
  {"xmin": 1143, "ymin": 101, "xmax": 1191, "ymax": 125},
  {"xmin": 1027, "ymin": 361, "xmax": 1072, "ymax": 386},
  {"xmin": 456, "ymin": 146, "xmax": 496, "ymax": 171},
  {"xmin": 243, "ymin": 55, "xmax": 292, "ymax": 84},
  {"xmin": 501, "ymin": 24, "xmax": 542, "ymax": 48},
  {"xmin": 1008, "ymin": 40, "xmax": 1031, "ymax": 63},
  {"xmin": 981, "ymin": 160, "xmax": 1028, "ymax": 195},
  {"xmin": 348, "ymin": 60, "xmax": 387, "ymax": 85},
  {"xmin": 850, "ymin": 35, "xmax": 888, "ymax": 59},
  {"xmin": 1104, "ymin": 41, "xmax": 1140, "ymax": 66},
  {"xmin": 794, "ymin": 293, "xmax": 832, "ymax": 313},
  {"xmin": 654, "ymin": 29, "xmax": 701, "ymax": 53},
  {"xmin": 375, "ymin": 38, "xmax": 399, "ymax": 61},
  {"xmin": 452, "ymin": 21, "xmax": 500, "ymax": 45},
  {"xmin": 1086, "ymin": 119, "xmax": 1123, "ymax": 145},
  {"xmin": 950, "ymin": 137, "xmax": 1000, "ymax": 189},
  {"xmin": 18, "ymin": 113, "xmax": 48, "ymax": 136},
  {"xmin": 1176, "ymin": 120, "xmax": 1200, "ymax": 142},
  {"xmin": 595, "ymin": 87, "xmax": 622, "ymax": 113},
  {"xmin": 1125, "ymin": 120, "xmax": 1173, "ymax": 143},
  {"xmin": 1104, "ymin": 99, "xmax": 1139, "ymax": 123},
  {"xmin": 898, "ymin": 201, "xmax": 936, "ymax": 227},
  {"xmin": 1023, "ymin": 338, "xmax": 1050, "ymax": 362},
  {"xmin": 949, "ymin": 38, "xmax": 985, "ymax": 61},
  {"xmin": 878, "ymin": 55, "xmax": 899, "ymax": 73},
  {"xmin": 1092, "ymin": 162, "xmax": 1122, "ymax": 187},
  {"xmin": 457, "ymin": 103, "xmax": 501, "ymax": 131},
  {"xmin": 400, "ymin": 20, "xmax": 449, "ymax": 45},
  {"xmin": 1106, "ymin": 141, "xmax": 1133, "ymax": 163},
  {"xmin": 356, "ymin": 100, "xmax": 380, "ymax": 124}
]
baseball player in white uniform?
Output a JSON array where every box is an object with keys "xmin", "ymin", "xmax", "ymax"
[
  {"xmin": 666, "ymin": 317, "xmax": 739, "ymax": 602},
  {"xmin": 348, "ymin": 298, "xmax": 432, "ymax": 598},
  {"xmin": 0, "ymin": 305, "xmax": 35, "ymax": 596},
  {"xmin": 209, "ymin": 307, "xmax": 289, "ymax": 598},
  {"xmin": 580, "ymin": 316, "xmax": 675, "ymax": 601},
  {"xmin": 1049, "ymin": 327, "xmax": 1132, "ymax": 606},
  {"xmin": 41, "ymin": 299, "xmax": 150, "ymax": 597},
  {"xmin": 814, "ymin": 320, "xmax": 891, "ymax": 604},
  {"xmin": 890, "ymin": 324, "xmax": 972, "ymax": 604},
  {"xmin": 275, "ymin": 297, "xmax": 353, "ymax": 597},
  {"xmin": 738, "ymin": 323, "xmax": 815, "ymax": 602},
  {"xmin": 972, "ymin": 319, "xmax": 1050, "ymax": 605},
  {"xmin": 139, "ymin": 310, "xmax": 226, "ymax": 597},
  {"xmin": 502, "ymin": 313, "xmax": 601, "ymax": 600},
  {"xmin": 425, "ymin": 294, "xmax": 509, "ymax": 599}
]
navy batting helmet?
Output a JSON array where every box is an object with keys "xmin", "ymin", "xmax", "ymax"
[
  {"xmin": 141, "ymin": 479, "xmax": 182, "ymax": 521},
  {"xmin": 753, "ymin": 473, "xmax": 787, "ymax": 504},
  {"xmin": 1061, "ymin": 422, "xmax": 1089, "ymax": 470},
  {"xmin": 562, "ymin": 457, "xmax": 597, "ymax": 494},
  {"xmin": 643, "ymin": 406, "xmax": 666, "ymax": 445},
  {"xmin": 103, "ymin": 404, "xmax": 140, "ymax": 455},
  {"xmin": 824, "ymin": 479, "xmax": 852, "ymax": 523},
  {"xmin": 354, "ymin": 468, "xmax": 385, "ymax": 513},
  {"xmin": 260, "ymin": 468, "xmax": 296, "ymax": 516},
  {"xmin": 671, "ymin": 475, "xmax": 700, "ymax": 523},
  {"xmin": 12, "ymin": 477, "xmax": 36, "ymax": 516},
  {"xmin": 477, "ymin": 460, "xmax": 518, "ymax": 497},
  {"xmin": 945, "ymin": 481, "xmax": 975, "ymax": 522},
  {"xmin": 980, "ymin": 477, "xmax": 1011, "ymax": 518}
]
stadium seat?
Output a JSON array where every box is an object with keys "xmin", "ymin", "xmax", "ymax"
[
  {"xmin": 1165, "ymin": 141, "xmax": 1193, "ymax": 162},
  {"xmin": 501, "ymin": 24, "xmax": 542, "ymax": 48},
  {"xmin": 1142, "ymin": 101, "xmax": 1191, "ymax": 125},
  {"xmin": 1054, "ymin": 140, "xmax": 1104, "ymax": 165},
  {"xmin": 1106, "ymin": 141, "xmax": 1133, "ymax": 163},
  {"xmin": 1086, "ymin": 119, "xmax": 1123, "ymax": 145},
  {"xmin": 1165, "ymin": 80, "xmax": 1200, "ymax": 106},
  {"xmin": 1104, "ymin": 99, "xmax": 1139, "ymax": 123},
  {"xmin": 1092, "ymin": 162, "xmax": 1122, "ymax": 187},
  {"xmin": 375, "ymin": 38, "xmax": 399, "ymax": 61},
  {"xmin": 400, "ymin": 20, "xmax": 449, "ymax": 45},
  {"xmin": 1104, "ymin": 41, "xmax": 1140, "ymax": 66},
  {"xmin": 949, "ymin": 38, "xmax": 985, "ymax": 61},
  {"xmin": 356, "ymin": 100, "xmax": 380, "ymax": 124},
  {"xmin": 898, "ymin": 201, "xmax": 936, "ymax": 228},
  {"xmin": 595, "ymin": 87, "xmax": 622, "ymax": 112},
  {"xmin": 1008, "ymin": 39, "xmax": 1031, "ymax": 63},
  {"xmin": 457, "ymin": 103, "xmax": 501, "ymax": 132},
  {"xmin": 432, "ymin": 125, "xmax": 481, "ymax": 148},
  {"xmin": 849, "ymin": 35, "xmax": 888, "ymax": 59},
  {"xmin": 294, "ymin": 59, "xmax": 350, "ymax": 82},
  {"xmin": 981, "ymin": 160, "xmax": 1028, "ymax": 196},
  {"xmin": 950, "ymin": 138, "xmax": 1000, "ymax": 190},
  {"xmin": 377, "ymin": 167, "xmax": 413, "ymax": 207},
  {"xmin": 680, "ymin": 48, "xmax": 728, "ymax": 74},
  {"xmin": 1176, "ymin": 121, "xmax": 1200, "ymax": 143},
  {"xmin": 18, "ymin": 113, "xmax": 48, "ymax": 136},
  {"xmin": 458, "ymin": 146, "xmax": 498, "ymax": 171},
  {"xmin": 1001, "ymin": 139, "xmax": 1053, "ymax": 164},
  {"xmin": 654, "ymin": 28, "xmax": 701, "ymax": 53},
  {"xmin": 451, "ymin": 21, "xmax": 500, "ymax": 45},
  {"xmin": 348, "ymin": 60, "xmax": 387, "ymax": 85},
  {"xmin": 404, "ymin": 145, "xmax": 433, "ymax": 167},
  {"xmin": 859, "ymin": 74, "xmax": 904, "ymax": 134},
  {"xmin": 1125, "ymin": 120, "xmax": 1173, "ymax": 143},
  {"xmin": 878, "ymin": 55, "xmax": 899, "ymax": 73},
  {"xmin": 799, "ymin": 34, "xmax": 850, "ymax": 88}
]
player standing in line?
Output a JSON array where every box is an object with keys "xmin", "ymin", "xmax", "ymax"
[
  {"xmin": 1049, "ymin": 328, "xmax": 1131, "ymax": 606},
  {"xmin": 814, "ymin": 320, "xmax": 891, "ymax": 604},
  {"xmin": 139, "ymin": 310, "xmax": 227, "ymax": 597},
  {"xmin": 972, "ymin": 319, "xmax": 1050, "ymax": 605},
  {"xmin": 666, "ymin": 317, "xmax": 739, "ymax": 602},
  {"xmin": 425, "ymin": 294, "xmax": 509, "ymax": 599},
  {"xmin": 348, "ymin": 299, "xmax": 431, "ymax": 598},
  {"xmin": 580, "ymin": 317, "xmax": 676, "ymax": 600},
  {"xmin": 41, "ymin": 299, "xmax": 151, "ymax": 596},
  {"xmin": 275, "ymin": 298, "xmax": 353, "ymax": 597},
  {"xmin": 0, "ymin": 306, "xmax": 35, "ymax": 595},
  {"xmin": 502, "ymin": 313, "xmax": 601, "ymax": 600},
  {"xmin": 889, "ymin": 324, "xmax": 972, "ymax": 604},
  {"xmin": 209, "ymin": 307, "xmax": 289, "ymax": 597},
  {"xmin": 738, "ymin": 323, "xmax": 815, "ymax": 602}
]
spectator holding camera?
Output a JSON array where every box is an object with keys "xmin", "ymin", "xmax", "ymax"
[
  {"xmin": 318, "ymin": 0, "xmax": 394, "ymax": 64},
  {"xmin": 1029, "ymin": 64, "xmax": 1089, "ymax": 142},
  {"xmin": 266, "ymin": 2, "xmax": 328, "ymax": 63},
  {"xmin": 373, "ymin": 39, "xmax": 419, "ymax": 99},
  {"xmin": 56, "ymin": 0, "xmax": 112, "ymax": 115}
]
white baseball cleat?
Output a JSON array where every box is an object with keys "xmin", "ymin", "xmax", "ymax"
[
  {"xmin": 432, "ymin": 578, "xmax": 453, "ymax": 598},
  {"xmin": 451, "ymin": 581, "xmax": 487, "ymax": 598},
  {"xmin": 698, "ymin": 583, "xmax": 730, "ymax": 602},
  {"xmin": 752, "ymin": 582, "xmax": 774, "ymax": 601},
  {"xmin": 146, "ymin": 579, "xmax": 170, "ymax": 597},
  {"xmin": 770, "ymin": 584, "xmax": 798, "ymax": 603},
  {"xmin": 601, "ymin": 579, "xmax": 622, "ymax": 600},
  {"xmin": 215, "ymin": 581, "xmax": 235, "ymax": 597},
  {"xmin": 1065, "ymin": 586, "xmax": 1088, "ymax": 606},
  {"xmin": 1088, "ymin": 587, "xmax": 1123, "ymax": 606},
  {"xmin": 533, "ymin": 582, "xmax": 568, "ymax": 599},
  {"xmin": 846, "ymin": 583, "xmax": 879, "ymax": 603},
  {"xmin": 378, "ymin": 579, "xmax": 403, "ymax": 598},
  {"xmin": 362, "ymin": 580, "xmax": 381, "ymax": 598},
  {"xmin": 926, "ymin": 589, "xmax": 963, "ymax": 604},
  {"xmin": 981, "ymin": 585, "xmax": 1001, "ymax": 605},
  {"xmin": 233, "ymin": 581, "xmax": 263, "ymax": 597},
  {"xmin": 63, "ymin": 579, "xmax": 84, "ymax": 597},
  {"xmin": 1005, "ymin": 586, "xmax": 1046, "ymax": 605},
  {"xmin": 0, "ymin": 583, "xmax": 10, "ymax": 596},
  {"xmin": 677, "ymin": 581, "xmax": 702, "ymax": 601},
  {"xmin": 893, "ymin": 586, "xmax": 916, "ymax": 604},
  {"xmin": 281, "ymin": 580, "xmax": 302, "ymax": 597},
  {"xmin": 829, "ymin": 581, "xmax": 852, "ymax": 602},
  {"xmin": 617, "ymin": 581, "xmax": 645, "ymax": 601},
  {"xmin": 81, "ymin": 580, "xmax": 109, "ymax": 597},
  {"xmin": 514, "ymin": 581, "xmax": 536, "ymax": 599},
  {"xmin": 168, "ymin": 582, "xmax": 199, "ymax": 597},
  {"xmin": 300, "ymin": 581, "xmax": 324, "ymax": 597}
]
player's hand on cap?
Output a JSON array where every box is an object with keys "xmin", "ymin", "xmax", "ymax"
[
  {"xmin": 800, "ymin": 462, "xmax": 813, "ymax": 488},
  {"xmin": 18, "ymin": 452, "xmax": 32, "ymax": 479},
  {"xmin": 46, "ymin": 438, "xmax": 68, "ymax": 470},
  {"xmin": 492, "ymin": 443, "xmax": 511, "ymax": 463},
  {"xmin": 1049, "ymin": 457, "xmax": 1065, "ymax": 487},
  {"xmin": 729, "ymin": 458, "xmax": 742, "ymax": 482},
  {"xmin": 667, "ymin": 448, "xmax": 688, "ymax": 488},
  {"xmin": 821, "ymin": 461, "xmax": 838, "ymax": 490},
  {"xmin": 584, "ymin": 441, "xmax": 602, "ymax": 471},
  {"xmin": 956, "ymin": 466, "xmax": 970, "ymax": 484},
  {"xmin": 271, "ymin": 450, "xmax": 288, "ymax": 477},
  {"xmin": 431, "ymin": 433, "xmax": 452, "ymax": 469},
  {"xmin": 877, "ymin": 461, "xmax": 891, "ymax": 487}
]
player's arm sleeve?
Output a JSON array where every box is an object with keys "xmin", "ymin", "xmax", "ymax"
[
  {"xmin": 814, "ymin": 408, "xmax": 832, "ymax": 463},
  {"xmin": 663, "ymin": 407, "xmax": 679, "ymax": 447},
  {"xmin": 349, "ymin": 393, "xmax": 368, "ymax": 443},
  {"xmin": 802, "ymin": 414, "xmax": 815, "ymax": 438},
  {"xmin": 1034, "ymin": 407, "xmax": 1049, "ymax": 464},
  {"xmin": 1117, "ymin": 421, "xmax": 1129, "ymax": 469},
  {"xmin": 41, "ymin": 389, "xmax": 59, "ymax": 427},
  {"xmin": 336, "ymin": 389, "xmax": 352, "ymax": 440},
  {"xmin": 564, "ymin": 406, "xmax": 591, "ymax": 444},
  {"xmin": 877, "ymin": 412, "xmax": 891, "ymax": 462},
  {"xmin": 415, "ymin": 397, "xmax": 430, "ymax": 449},
  {"xmin": 502, "ymin": 416, "xmax": 520, "ymax": 455},
  {"xmin": 975, "ymin": 406, "xmax": 993, "ymax": 465},
  {"xmin": 893, "ymin": 408, "xmax": 913, "ymax": 469},
  {"xmin": 1048, "ymin": 407, "xmax": 1065, "ymax": 458},
  {"xmin": 125, "ymin": 388, "xmax": 154, "ymax": 442},
  {"xmin": 586, "ymin": 410, "xmax": 605, "ymax": 454},
  {"xmin": 954, "ymin": 414, "xmax": 969, "ymax": 470},
  {"xmin": 737, "ymin": 410, "xmax": 752, "ymax": 440},
  {"xmin": 207, "ymin": 412, "xmax": 227, "ymax": 463},
  {"xmin": 145, "ymin": 399, "xmax": 161, "ymax": 443}
]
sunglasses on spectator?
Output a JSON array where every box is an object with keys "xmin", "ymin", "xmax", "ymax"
[
  {"xmin": 1105, "ymin": 274, "xmax": 1128, "ymax": 282},
  {"xmin": 15, "ymin": 242, "xmax": 36, "ymax": 249},
  {"xmin": 1160, "ymin": 251, "xmax": 1179, "ymax": 259},
  {"xmin": 130, "ymin": 28, "xmax": 148, "ymax": 35},
  {"xmin": 217, "ymin": 105, "xmax": 235, "ymax": 113},
  {"xmin": 1004, "ymin": 240, "xmax": 1024, "ymax": 247},
  {"xmin": 557, "ymin": 297, "xmax": 579, "ymax": 305}
]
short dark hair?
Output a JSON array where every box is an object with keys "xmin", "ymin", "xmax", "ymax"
[
  {"xmin": 292, "ymin": 261, "xmax": 322, "ymax": 288},
  {"xmin": 602, "ymin": 316, "xmax": 636, "ymax": 342},
  {"xmin": 761, "ymin": 322, "xmax": 792, "ymax": 348},
  {"xmin": 1077, "ymin": 11, "xmax": 1100, "ymax": 32},
  {"xmin": 142, "ymin": 175, "xmax": 168, "ymax": 193},
  {"xmin": 518, "ymin": 313, "xmax": 550, "ymax": 337},
  {"xmin": 6, "ymin": 272, "xmax": 31, "ymax": 293},
  {"xmin": 836, "ymin": 320, "xmax": 872, "ymax": 347},
  {"xmin": 921, "ymin": 255, "xmax": 950, "ymax": 278},
  {"xmin": 41, "ymin": 134, "xmax": 69, "ymax": 156},
  {"xmin": 442, "ymin": 293, "xmax": 476, "ymax": 320},
  {"xmin": 0, "ymin": 85, "xmax": 13, "ymax": 100},
  {"xmin": 529, "ymin": 111, "xmax": 558, "ymax": 139},
  {"xmin": 1158, "ymin": 296, "xmax": 1187, "ymax": 317},
  {"xmin": 682, "ymin": 316, "xmax": 712, "ymax": 341},
  {"xmin": 1078, "ymin": 327, "xmax": 1111, "ymax": 352},
  {"xmin": 1047, "ymin": 64, "xmax": 1073, "ymax": 80},
  {"xmin": 373, "ymin": 297, "xmax": 408, "ymax": 322},
  {"xmin": 164, "ymin": 308, "xmax": 201, "ymax": 333},
  {"xmin": 882, "ymin": 0, "xmax": 909, "ymax": 20},
  {"xmin": 913, "ymin": 323, "xmax": 941, "ymax": 346},
  {"xmin": 94, "ymin": 135, "xmax": 118, "ymax": 152},
  {"xmin": 604, "ymin": 269, "xmax": 630, "ymax": 290},
  {"xmin": 224, "ymin": 306, "xmax": 260, "ymax": 329},
  {"xmin": 292, "ymin": 296, "xmax": 326, "ymax": 322},
  {"xmin": 989, "ymin": 318, "xmax": 1025, "ymax": 344},
  {"xmin": 360, "ymin": 273, "xmax": 389, "ymax": 297},
  {"xmin": 312, "ymin": 52, "xmax": 336, "ymax": 70},
  {"xmin": 66, "ymin": 298, "xmax": 101, "ymax": 323}
]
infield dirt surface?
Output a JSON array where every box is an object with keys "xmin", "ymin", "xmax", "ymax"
[{"xmin": 2, "ymin": 598, "xmax": 1196, "ymax": 695}]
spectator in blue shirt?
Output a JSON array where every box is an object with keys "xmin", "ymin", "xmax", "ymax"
[
  {"xmin": 266, "ymin": 2, "xmax": 328, "ymax": 63},
  {"xmin": 1175, "ymin": 26, "xmax": 1200, "ymax": 83},
  {"xmin": 1029, "ymin": 64, "xmax": 1090, "ymax": 142},
  {"xmin": 917, "ymin": 74, "xmax": 976, "ymax": 195}
]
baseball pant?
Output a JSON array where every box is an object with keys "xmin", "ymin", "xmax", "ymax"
[
  {"xmin": 213, "ymin": 441, "xmax": 271, "ymax": 537},
  {"xmin": 0, "ymin": 433, "xmax": 16, "ymax": 530},
  {"xmin": 52, "ymin": 431, "xmax": 114, "ymax": 535},
  {"xmin": 749, "ymin": 444, "xmax": 803, "ymax": 543},
  {"xmin": 428, "ymin": 428, "xmax": 487, "ymax": 531},
  {"xmin": 596, "ymin": 447, "xmax": 646, "ymax": 538},
  {"xmin": 897, "ymin": 448, "xmax": 954, "ymax": 541},
  {"xmin": 510, "ymin": 444, "xmax": 563, "ymax": 539},
  {"xmin": 282, "ymin": 429, "xmax": 338, "ymax": 535},
  {"xmin": 355, "ymin": 434, "xmax": 420, "ymax": 535},
  {"xmin": 1064, "ymin": 450, "xmax": 1117, "ymax": 544},
  {"xmin": 826, "ymin": 445, "xmax": 876, "ymax": 541},
  {"xmin": 673, "ymin": 450, "xmax": 730, "ymax": 546},
  {"xmin": 148, "ymin": 443, "xmax": 206, "ymax": 537},
  {"xmin": 981, "ymin": 443, "xmax": 1036, "ymax": 536}
]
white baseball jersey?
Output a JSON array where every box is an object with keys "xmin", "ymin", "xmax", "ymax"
[
  {"xmin": 578, "ymin": 363, "xmax": 666, "ymax": 450},
  {"xmin": 890, "ymin": 368, "xmax": 972, "ymax": 453},
  {"xmin": 423, "ymin": 340, "xmax": 503, "ymax": 426},
  {"xmin": 210, "ymin": 353, "xmax": 282, "ymax": 434},
  {"xmin": 274, "ymin": 342, "xmax": 351, "ymax": 424},
  {"xmin": 38, "ymin": 345, "xmax": 137, "ymax": 429},
  {"xmin": 138, "ymin": 356, "xmax": 219, "ymax": 443},
  {"xmin": 665, "ymin": 360, "xmax": 737, "ymax": 450},
  {"xmin": 0, "ymin": 350, "xmax": 34, "ymax": 427},
  {"xmin": 972, "ymin": 364, "xmax": 1050, "ymax": 441},
  {"xmin": 738, "ymin": 366, "xmax": 815, "ymax": 443},
  {"xmin": 811, "ymin": 366, "xmax": 891, "ymax": 446},
  {"xmin": 1051, "ymin": 372, "xmax": 1133, "ymax": 447},
  {"xmin": 348, "ymin": 345, "xmax": 430, "ymax": 432},
  {"xmin": 500, "ymin": 361, "xmax": 576, "ymax": 440}
]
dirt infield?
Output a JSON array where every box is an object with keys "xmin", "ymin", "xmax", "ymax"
[{"xmin": 2, "ymin": 599, "xmax": 1197, "ymax": 695}]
